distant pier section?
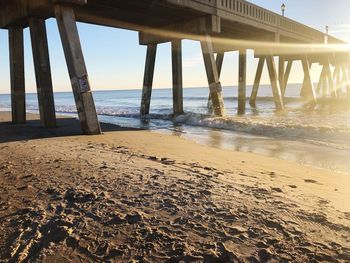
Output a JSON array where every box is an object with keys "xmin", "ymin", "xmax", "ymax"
[{"xmin": 0, "ymin": 0, "xmax": 349, "ymax": 134}]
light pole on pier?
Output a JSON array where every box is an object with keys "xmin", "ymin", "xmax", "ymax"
[
  {"xmin": 325, "ymin": 25, "xmax": 329, "ymax": 45},
  {"xmin": 281, "ymin": 3, "xmax": 286, "ymax": 16}
]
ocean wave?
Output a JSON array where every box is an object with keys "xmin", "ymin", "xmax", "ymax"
[
  {"xmin": 91, "ymin": 104, "xmax": 350, "ymax": 150},
  {"xmin": 53, "ymin": 105, "xmax": 174, "ymax": 121},
  {"xmin": 3, "ymin": 101, "xmax": 350, "ymax": 150},
  {"xmin": 172, "ymin": 113, "xmax": 350, "ymax": 150},
  {"xmin": 150, "ymin": 96, "xmax": 300, "ymax": 102}
]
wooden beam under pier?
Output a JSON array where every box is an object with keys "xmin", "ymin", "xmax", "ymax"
[
  {"xmin": 139, "ymin": 15, "xmax": 221, "ymax": 45},
  {"xmin": 54, "ymin": 5, "xmax": 101, "ymax": 135},
  {"xmin": 53, "ymin": 0, "xmax": 87, "ymax": 5},
  {"xmin": 140, "ymin": 44, "xmax": 157, "ymax": 116},
  {"xmin": 29, "ymin": 17, "xmax": 56, "ymax": 128},
  {"xmin": 9, "ymin": 26, "xmax": 26, "ymax": 124}
]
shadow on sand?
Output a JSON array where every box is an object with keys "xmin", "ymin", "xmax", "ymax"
[{"xmin": 0, "ymin": 116, "xmax": 139, "ymax": 144}]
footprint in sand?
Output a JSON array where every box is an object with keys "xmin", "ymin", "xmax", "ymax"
[
  {"xmin": 271, "ymin": 187, "xmax": 283, "ymax": 193},
  {"xmin": 161, "ymin": 158, "xmax": 176, "ymax": 165},
  {"xmin": 304, "ymin": 179, "xmax": 318, "ymax": 184},
  {"xmin": 318, "ymin": 199, "xmax": 330, "ymax": 206}
]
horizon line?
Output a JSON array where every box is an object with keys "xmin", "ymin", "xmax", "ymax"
[{"xmin": 0, "ymin": 82, "xmax": 306, "ymax": 95}]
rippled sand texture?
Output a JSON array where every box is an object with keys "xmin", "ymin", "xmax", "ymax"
[{"xmin": 0, "ymin": 113, "xmax": 349, "ymax": 262}]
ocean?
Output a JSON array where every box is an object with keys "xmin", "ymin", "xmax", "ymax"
[{"xmin": 1, "ymin": 84, "xmax": 350, "ymax": 173}]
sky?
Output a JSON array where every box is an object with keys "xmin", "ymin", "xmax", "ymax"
[{"xmin": 0, "ymin": 0, "xmax": 350, "ymax": 94}]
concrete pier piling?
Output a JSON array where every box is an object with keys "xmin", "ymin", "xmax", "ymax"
[
  {"xmin": 283, "ymin": 60, "xmax": 293, "ymax": 97},
  {"xmin": 266, "ymin": 55, "xmax": 284, "ymax": 111},
  {"xmin": 207, "ymin": 52, "xmax": 225, "ymax": 111},
  {"xmin": 9, "ymin": 26, "xmax": 26, "ymax": 124},
  {"xmin": 140, "ymin": 44, "xmax": 157, "ymax": 116},
  {"xmin": 250, "ymin": 57, "xmax": 265, "ymax": 107},
  {"xmin": 279, "ymin": 56, "xmax": 285, "ymax": 96},
  {"xmin": 54, "ymin": 4, "xmax": 101, "ymax": 135},
  {"xmin": 301, "ymin": 56, "xmax": 317, "ymax": 106},
  {"xmin": 201, "ymin": 35, "xmax": 225, "ymax": 117},
  {"xmin": 342, "ymin": 65, "xmax": 350, "ymax": 96},
  {"xmin": 29, "ymin": 17, "xmax": 56, "ymax": 128},
  {"xmin": 238, "ymin": 49, "xmax": 247, "ymax": 114},
  {"xmin": 171, "ymin": 40, "xmax": 184, "ymax": 116},
  {"xmin": 317, "ymin": 64, "xmax": 328, "ymax": 97}
]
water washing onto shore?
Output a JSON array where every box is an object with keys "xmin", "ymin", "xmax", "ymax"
[{"xmin": 1, "ymin": 84, "xmax": 350, "ymax": 172}]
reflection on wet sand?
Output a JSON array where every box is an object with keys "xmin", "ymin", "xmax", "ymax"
[{"xmin": 172, "ymin": 126, "xmax": 350, "ymax": 173}]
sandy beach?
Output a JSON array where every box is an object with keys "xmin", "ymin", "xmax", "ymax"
[{"xmin": 0, "ymin": 112, "xmax": 349, "ymax": 262}]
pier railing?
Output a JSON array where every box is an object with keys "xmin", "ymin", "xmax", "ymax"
[{"xmin": 174, "ymin": 0, "xmax": 330, "ymax": 44}]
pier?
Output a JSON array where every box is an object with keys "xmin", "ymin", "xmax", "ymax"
[{"xmin": 0, "ymin": 0, "xmax": 349, "ymax": 135}]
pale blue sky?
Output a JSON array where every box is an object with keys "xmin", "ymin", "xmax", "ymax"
[{"xmin": 0, "ymin": 0, "xmax": 349, "ymax": 93}]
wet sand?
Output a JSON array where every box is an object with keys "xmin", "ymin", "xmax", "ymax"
[{"xmin": 0, "ymin": 112, "xmax": 349, "ymax": 262}]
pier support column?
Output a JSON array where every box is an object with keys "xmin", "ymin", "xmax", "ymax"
[
  {"xmin": 324, "ymin": 62, "xmax": 337, "ymax": 98},
  {"xmin": 216, "ymin": 53, "xmax": 225, "ymax": 77},
  {"xmin": 347, "ymin": 63, "xmax": 350, "ymax": 97},
  {"xmin": 322, "ymin": 67, "xmax": 328, "ymax": 98},
  {"xmin": 300, "ymin": 58, "xmax": 312, "ymax": 99},
  {"xmin": 238, "ymin": 49, "xmax": 247, "ymax": 114},
  {"xmin": 266, "ymin": 55, "xmax": 284, "ymax": 110},
  {"xmin": 9, "ymin": 26, "xmax": 25, "ymax": 124},
  {"xmin": 54, "ymin": 5, "xmax": 101, "ymax": 135},
  {"xmin": 317, "ymin": 65, "xmax": 327, "ymax": 97},
  {"xmin": 342, "ymin": 65, "xmax": 350, "ymax": 96},
  {"xmin": 333, "ymin": 65, "xmax": 341, "ymax": 95},
  {"xmin": 171, "ymin": 40, "xmax": 184, "ymax": 116},
  {"xmin": 250, "ymin": 56, "xmax": 265, "ymax": 107},
  {"xmin": 29, "ymin": 18, "xmax": 56, "ymax": 127},
  {"xmin": 201, "ymin": 35, "xmax": 225, "ymax": 116},
  {"xmin": 301, "ymin": 56, "xmax": 317, "ymax": 106},
  {"xmin": 208, "ymin": 52, "xmax": 225, "ymax": 110},
  {"xmin": 300, "ymin": 77, "xmax": 308, "ymax": 98},
  {"xmin": 140, "ymin": 44, "xmax": 157, "ymax": 116},
  {"xmin": 279, "ymin": 56, "xmax": 285, "ymax": 94},
  {"xmin": 283, "ymin": 60, "xmax": 293, "ymax": 96}
]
